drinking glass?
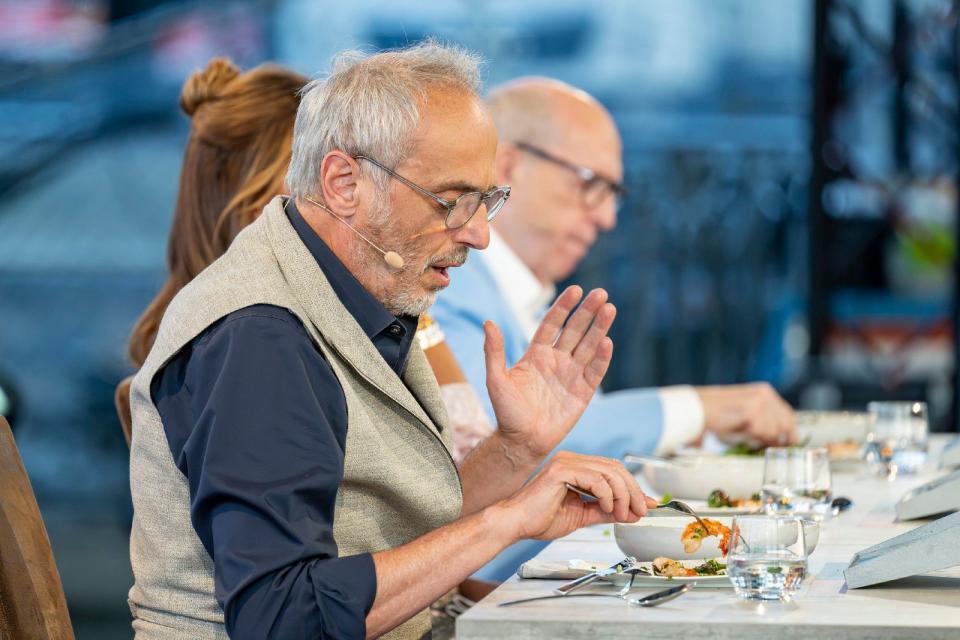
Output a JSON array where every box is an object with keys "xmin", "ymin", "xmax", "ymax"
[
  {"xmin": 762, "ymin": 447, "xmax": 832, "ymax": 519},
  {"xmin": 727, "ymin": 515, "xmax": 808, "ymax": 601},
  {"xmin": 865, "ymin": 401, "xmax": 928, "ymax": 476}
]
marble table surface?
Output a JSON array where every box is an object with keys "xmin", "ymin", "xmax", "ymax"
[{"xmin": 457, "ymin": 435, "xmax": 960, "ymax": 639}]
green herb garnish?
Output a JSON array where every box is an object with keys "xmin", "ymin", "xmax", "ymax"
[
  {"xmin": 660, "ymin": 493, "xmax": 673, "ymax": 505},
  {"xmin": 692, "ymin": 559, "xmax": 727, "ymax": 575},
  {"xmin": 707, "ymin": 489, "xmax": 732, "ymax": 508}
]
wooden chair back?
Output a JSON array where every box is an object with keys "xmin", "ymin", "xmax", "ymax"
[{"xmin": 0, "ymin": 416, "xmax": 74, "ymax": 639}]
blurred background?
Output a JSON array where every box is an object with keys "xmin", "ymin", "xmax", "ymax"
[{"xmin": 1, "ymin": 0, "xmax": 958, "ymax": 636}]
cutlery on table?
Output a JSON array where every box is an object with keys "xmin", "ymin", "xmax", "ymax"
[
  {"xmin": 553, "ymin": 556, "xmax": 635, "ymax": 595},
  {"xmin": 498, "ymin": 581, "xmax": 696, "ymax": 608}
]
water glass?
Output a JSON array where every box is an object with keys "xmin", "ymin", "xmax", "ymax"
[
  {"xmin": 727, "ymin": 515, "xmax": 808, "ymax": 601},
  {"xmin": 762, "ymin": 447, "xmax": 832, "ymax": 519},
  {"xmin": 865, "ymin": 401, "xmax": 928, "ymax": 476}
]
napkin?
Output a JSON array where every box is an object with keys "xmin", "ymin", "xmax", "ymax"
[{"xmin": 516, "ymin": 559, "xmax": 592, "ymax": 580}]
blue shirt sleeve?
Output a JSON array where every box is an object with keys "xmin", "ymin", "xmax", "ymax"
[{"xmin": 151, "ymin": 304, "xmax": 376, "ymax": 639}]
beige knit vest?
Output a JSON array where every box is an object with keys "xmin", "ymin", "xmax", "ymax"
[{"xmin": 127, "ymin": 196, "xmax": 463, "ymax": 639}]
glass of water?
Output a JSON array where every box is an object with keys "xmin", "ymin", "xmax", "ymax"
[
  {"xmin": 865, "ymin": 401, "xmax": 928, "ymax": 476},
  {"xmin": 727, "ymin": 515, "xmax": 808, "ymax": 601},
  {"xmin": 762, "ymin": 447, "xmax": 832, "ymax": 519}
]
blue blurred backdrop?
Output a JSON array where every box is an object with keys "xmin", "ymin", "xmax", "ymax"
[{"xmin": 1, "ymin": 1, "xmax": 958, "ymax": 636}]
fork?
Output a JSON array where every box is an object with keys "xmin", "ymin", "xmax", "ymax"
[
  {"xmin": 566, "ymin": 483, "xmax": 713, "ymax": 532},
  {"xmin": 653, "ymin": 500, "xmax": 713, "ymax": 532},
  {"xmin": 566, "ymin": 484, "xmax": 746, "ymax": 552},
  {"xmin": 554, "ymin": 556, "xmax": 636, "ymax": 595},
  {"xmin": 656, "ymin": 499, "xmax": 751, "ymax": 552}
]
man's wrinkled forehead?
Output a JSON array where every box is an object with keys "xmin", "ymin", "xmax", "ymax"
[{"xmin": 400, "ymin": 87, "xmax": 498, "ymax": 188}]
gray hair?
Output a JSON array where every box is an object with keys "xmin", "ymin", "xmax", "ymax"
[{"xmin": 287, "ymin": 40, "xmax": 484, "ymax": 197}]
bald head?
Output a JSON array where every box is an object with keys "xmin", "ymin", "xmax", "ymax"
[
  {"xmin": 486, "ymin": 77, "xmax": 623, "ymax": 285},
  {"xmin": 488, "ymin": 77, "xmax": 618, "ymax": 149}
]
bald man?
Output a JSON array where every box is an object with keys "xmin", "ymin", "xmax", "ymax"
[{"xmin": 431, "ymin": 77, "xmax": 796, "ymax": 580}]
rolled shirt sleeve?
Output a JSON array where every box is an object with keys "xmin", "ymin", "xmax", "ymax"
[
  {"xmin": 653, "ymin": 385, "xmax": 706, "ymax": 455},
  {"xmin": 151, "ymin": 305, "xmax": 376, "ymax": 639}
]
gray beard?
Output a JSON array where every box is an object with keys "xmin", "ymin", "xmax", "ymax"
[
  {"xmin": 382, "ymin": 288, "xmax": 439, "ymax": 317},
  {"xmin": 351, "ymin": 201, "xmax": 468, "ymax": 318}
]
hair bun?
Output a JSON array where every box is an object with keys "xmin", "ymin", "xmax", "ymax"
[{"xmin": 180, "ymin": 57, "xmax": 241, "ymax": 116}]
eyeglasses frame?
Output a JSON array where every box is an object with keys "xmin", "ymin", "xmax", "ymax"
[
  {"xmin": 355, "ymin": 155, "xmax": 511, "ymax": 229},
  {"xmin": 513, "ymin": 141, "xmax": 627, "ymax": 205}
]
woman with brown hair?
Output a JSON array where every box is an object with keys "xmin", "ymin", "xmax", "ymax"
[{"xmin": 117, "ymin": 57, "xmax": 493, "ymax": 461}]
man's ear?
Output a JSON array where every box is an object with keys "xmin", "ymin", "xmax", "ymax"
[
  {"xmin": 320, "ymin": 151, "xmax": 361, "ymax": 218},
  {"xmin": 494, "ymin": 143, "xmax": 520, "ymax": 184}
]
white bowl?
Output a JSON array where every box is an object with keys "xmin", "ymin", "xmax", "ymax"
[
  {"xmin": 614, "ymin": 516, "xmax": 733, "ymax": 562},
  {"xmin": 614, "ymin": 516, "xmax": 820, "ymax": 563},
  {"xmin": 640, "ymin": 455, "xmax": 764, "ymax": 501},
  {"xmin": 796, "ymin": 410, "xmax": 870, "ymax": 446}
]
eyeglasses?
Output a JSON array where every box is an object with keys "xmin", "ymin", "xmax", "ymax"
[
  {"xmin": 355, "ymin": 155, "xmax": 511, "ymax": 229},
  {"xmin": 514, "ymin": 142, "xmax": 627, "ymax": 209}
]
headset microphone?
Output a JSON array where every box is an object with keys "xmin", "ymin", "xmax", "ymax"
[{"xmin": 302, "ymin": 196, "xmax": 405, "ymax": 270}]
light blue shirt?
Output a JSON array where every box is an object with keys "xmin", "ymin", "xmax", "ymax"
[{"xmin": 432, "ymin": 251, "xmax": 665, "ymax": 580}]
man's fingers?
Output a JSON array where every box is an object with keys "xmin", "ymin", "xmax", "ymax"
[
  {"xmin": 582, "ymin": 337, "xmax": 614, "ymax": 389},
  {"xmin": 565, "ymin": 456, "xmax": 648, "ymax": 521},
  {"xmin": 571, "ymin": 303, "xmax": 617, "ymax": 366},
  {"xmin": 782, "ymin": 401, "xmax": 797, "ymax": 444},
  {"xmin": 483, "ymin": 320, "xmax": 507, "ymax": 388},
  {"xmin": 581, "ymin": 503, "xmax": 619, "ymax": 527},
  {"xmin": 605, "ymin": 458, "xmax": 651, "ymax": 518},
  {"xmin": 530, "ymin": 286, "xmax": 582, "ymax": 346},
  {"xmin": 554, "ymin": 289, "xmax": 608, "ymax": 353}
]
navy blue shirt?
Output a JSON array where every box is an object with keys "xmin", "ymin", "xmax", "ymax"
[{"xmin": 151, "ymin": 200, "xmax": 419, "ymax": 639}]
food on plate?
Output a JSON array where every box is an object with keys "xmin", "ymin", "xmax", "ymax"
[
  {"xmin": 826, "ymin": 439, "xmax": 861, "ymax": 459},
  {"xmin": 724, "ymin": 436, "xmax": 813, "ymax": 458},
  {"xmin": 723, "ymin": 442, "xmax": 765, "ymax": 457},
  {"xmin": 679, "ymin": 518, "xmax": 731, "ymax": 555},
  {"xmin": 652, "ymin": 557, "xmax": 727, "ymax": 577},
  {"xmin": 707, "ymin": 489, "xmax": 762, "ymax": 509}
]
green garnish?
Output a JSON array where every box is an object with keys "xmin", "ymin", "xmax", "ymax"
[
  {"xmin": 724, "ymin": 442, "xmax": 765, "ymax": 457},
  {"xmin": 660, "ymin": 493, "xmax": 673, "ymax": 505},
  {"xmin": 707, "ymin": 489, "xmax": 732, "ymax": 508},
  {"xmin": 692, "ymin": 559, "xmax": 727, "ymax": 575},
  {"xmin": 725, "ymin": 436, "xmax": 812, "ymax": 457}
]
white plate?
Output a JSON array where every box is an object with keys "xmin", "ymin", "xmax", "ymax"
[
  {"xmin": 640, "ymin": 455, "xmax": 764, "ymax": 501},
  {"xmin": 568, "ymin": 559, "xmax": 731, "ymax": 587}
]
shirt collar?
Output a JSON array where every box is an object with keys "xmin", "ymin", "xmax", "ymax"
[
  {"xmin": 285, "ymin": 198, "xmax": 412, "ymax": 341},
  {"xmin": 479, "ymin": 228, "xmax": 556, "ymax": 341}
]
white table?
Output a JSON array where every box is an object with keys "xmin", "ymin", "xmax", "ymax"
[{"xmin": 458, "ymin": 437, "xmax": 960, "ymax": 639}]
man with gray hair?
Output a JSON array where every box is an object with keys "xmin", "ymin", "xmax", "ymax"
[
  {"xmin": 433, "ymin": 77, "xmax": 797, "ymax": 580},
  {"xmin": 128, "ymin": 44, "xmax": 654, "ymax": 639}
]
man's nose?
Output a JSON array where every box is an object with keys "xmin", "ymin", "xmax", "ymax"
[
  {"xmin": 589, "ymin": 198, "xmax": 618, "ymax": 232},
  {"xmin": 451, "ymin": 207, "xmax": 491, "ymax": 250}
]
